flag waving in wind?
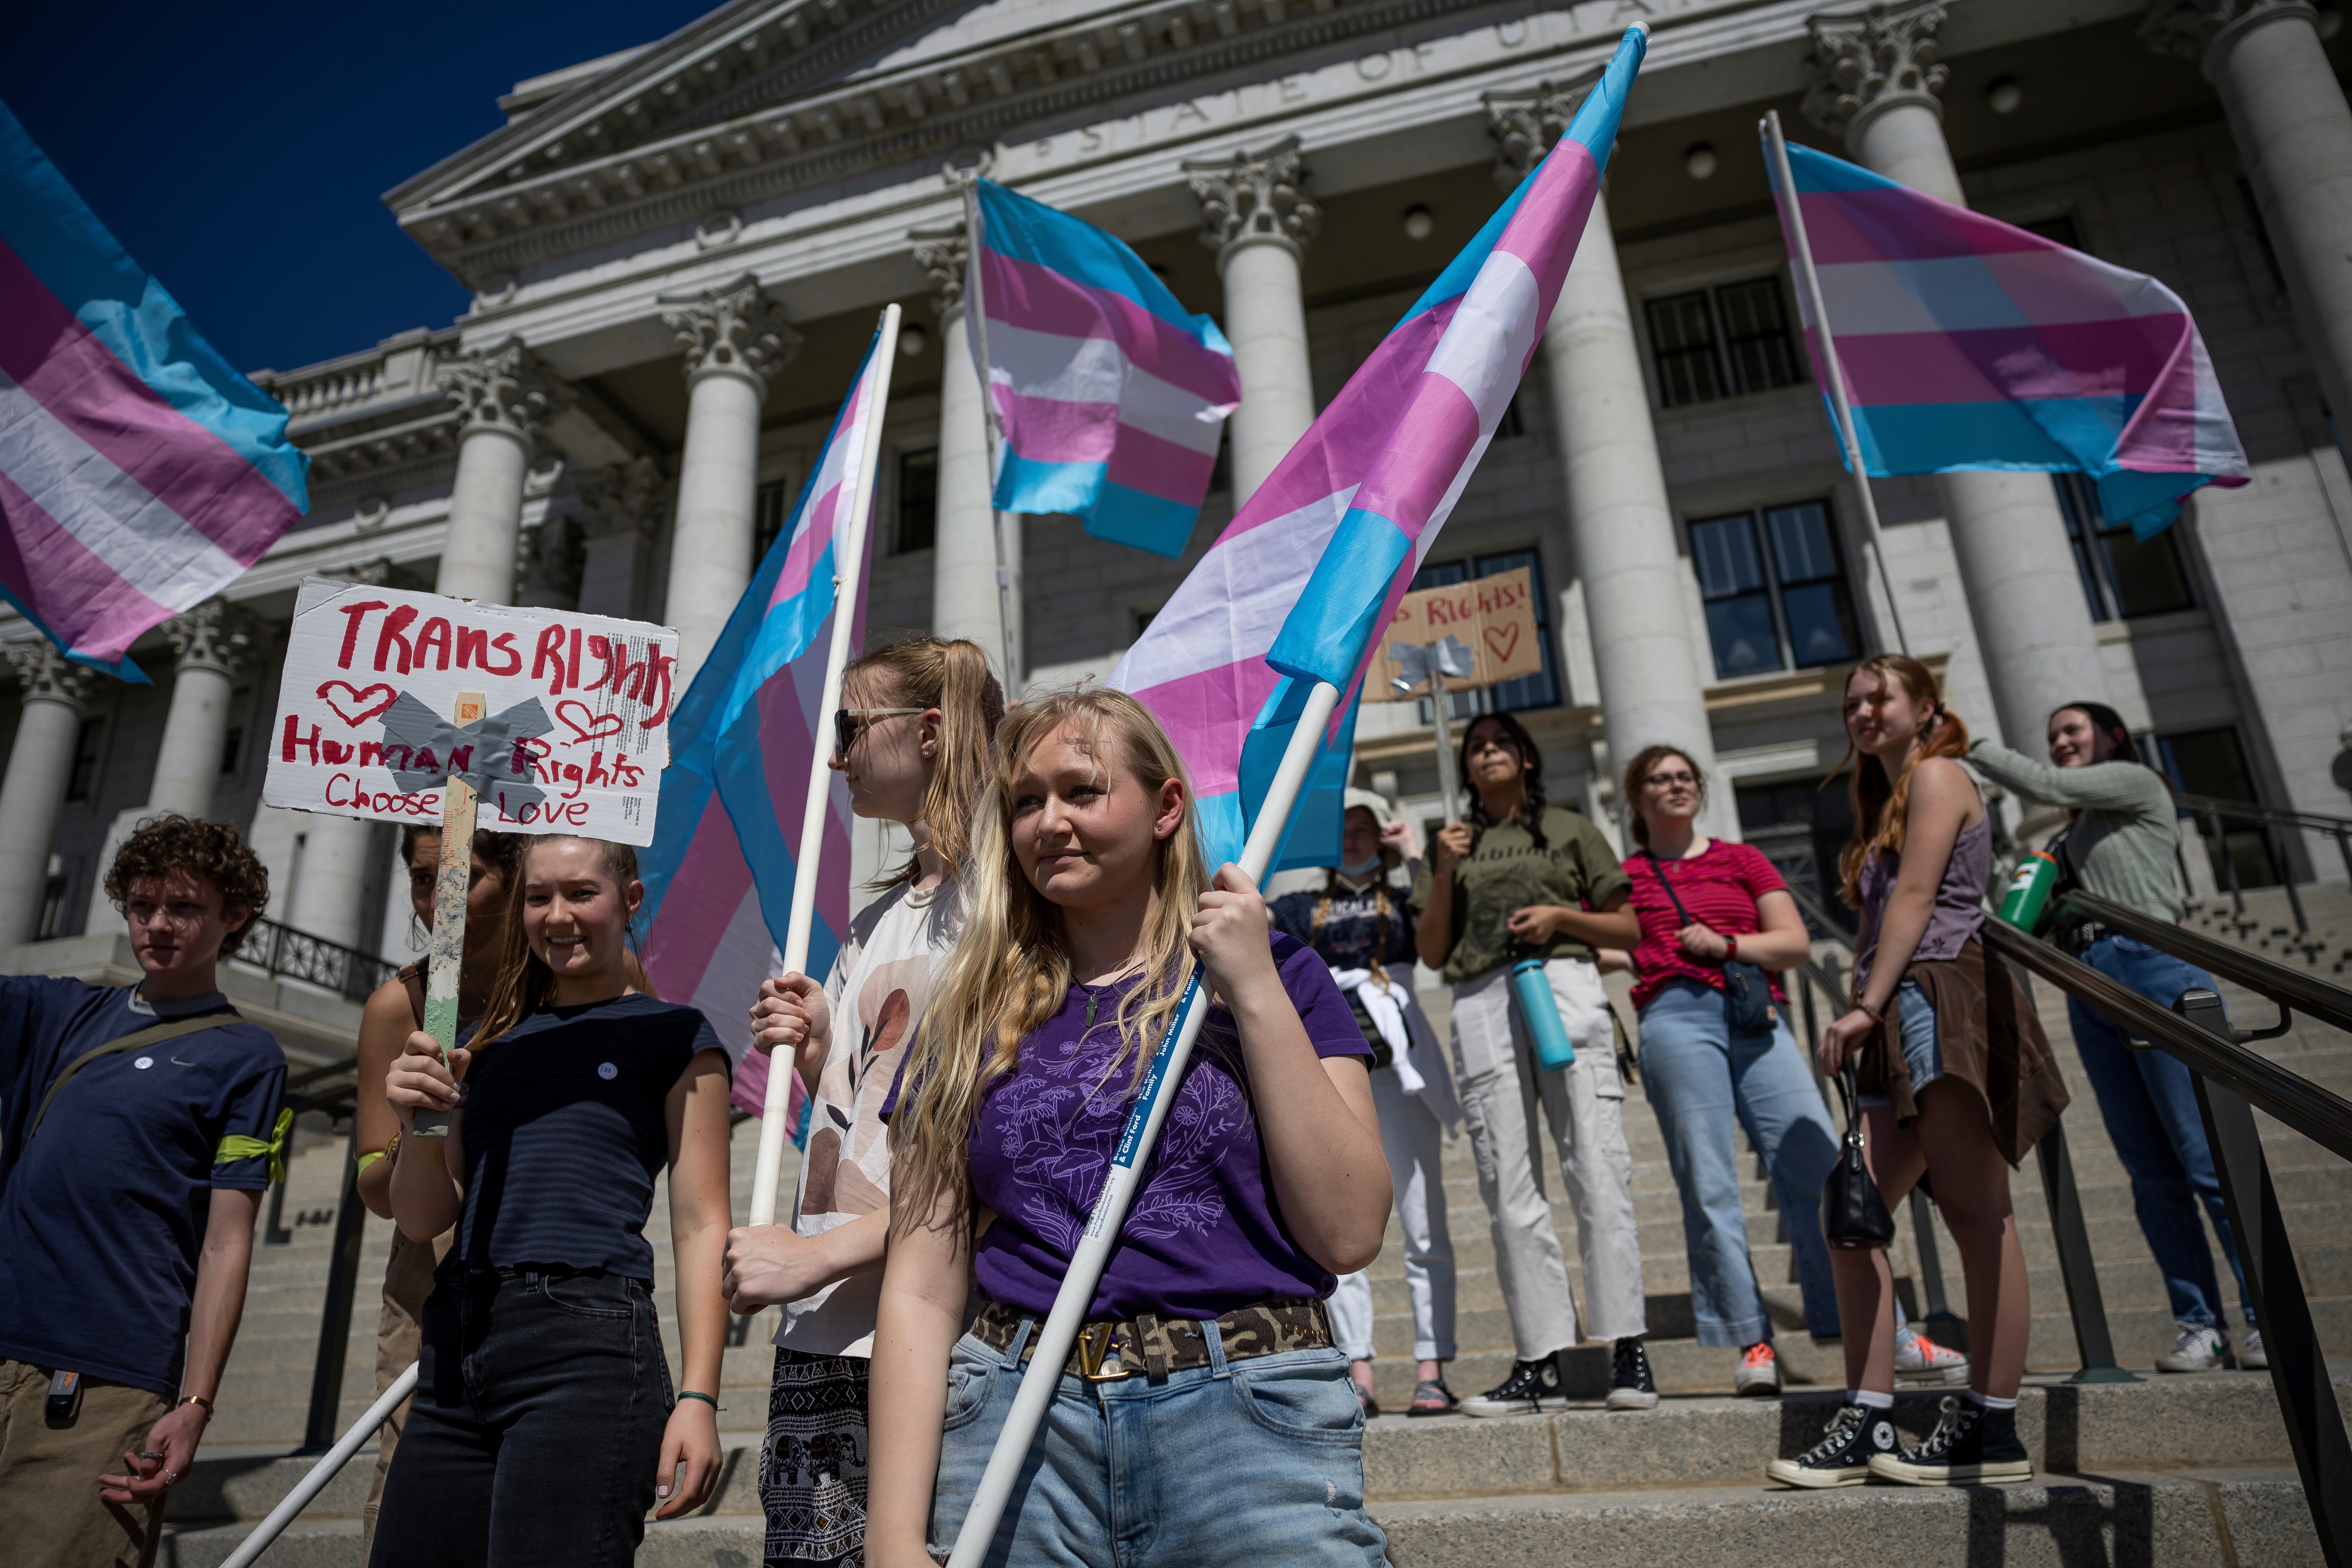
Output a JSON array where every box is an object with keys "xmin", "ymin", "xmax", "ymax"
[
  {"xmin": 1112, "ymin": 28, "xmax": 1647, "ymax": 865},
  {"xmin": 639, "ymin": 328, "xmax": 887, "ymax": 1127},
  {"xmin": 966, "ymin": 178, "xmax": 1241, "ymax": 558},
  {"xmin": 1765, "ymin": 137, "xmax": 2248, "ymax": 538},
  {"xmin": 0, "ymin": 99, "xmax": 307, "ymax": 679}
]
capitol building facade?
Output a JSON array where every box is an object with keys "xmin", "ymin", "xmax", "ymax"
[{"xmin": 2, "ymin": 0, "xmax": 2349, "ymax": 969}]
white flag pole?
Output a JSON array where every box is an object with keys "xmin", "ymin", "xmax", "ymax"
[
  {"xmin": 217, "ymin": 1361, "xmax": 419, "ymax": 1568},
  {"xmin": 1765, "ymin": 110, "xmax": 1911, "ymax": 658},
  {"xmin": 945, "ymin": 677, "xmax": 1342, "ymax": 1567},
  {"xmin": 956, "ymin": 174, "xmax": 1021, "ymax": 691},
  {"xmin": 748, "ymin": 303, "xmax": 903, "ymax": 1230}
]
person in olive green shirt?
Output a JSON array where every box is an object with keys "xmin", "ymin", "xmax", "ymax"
[{"xmin": 1413, "ymin": 712, "xmax": 1651, "ymax": 1417}]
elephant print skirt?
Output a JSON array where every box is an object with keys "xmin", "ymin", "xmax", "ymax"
[{"xmin": 761, "ymin": 1347, "xmax": 871, "ymax": 1566}]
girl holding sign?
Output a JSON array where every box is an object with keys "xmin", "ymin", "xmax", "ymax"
[
  {"xmin": 374, "ymin": 835, "xmax": 734, "ymax": 1566},
  {"xmin": 720, "ymin": 636, "xmax": 1004, "ymax": 1568},
  {"xmin": 865, "ymin": 689, "xmax": 1393, "ymax": 1568}
]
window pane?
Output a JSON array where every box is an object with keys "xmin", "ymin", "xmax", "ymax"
[
  {"xmin": 752, "ymin": 479, "xmax": 791, "ymax": 562},
  {"xmin": 1779, "ymin": 581, "xmax": 1856, "ymax": 667},
  {"xmin": 896, "ymin": 449, "xmax": 939, "ymax": 553},
  {"xmin": 2050, "ymin": 475, "xmax": 2114, "ymax": 621},
  {"xmin": 1691, "ymin": 515, "xmax": 1768, "ymax": 599},
  {"xmin": 2023, "ymin": 214, "xmax": 2083, "ymax": 251},
  {"xmin": 66, "ymin": 717, "xmax": 103, "ymax": 802},
  {"xmin": 1646, "ymin": 292, "xmax": 1724, "ymax": 408},
  {"xmin": 1715, "ymin": 278, "xmax": 1803, "ymax": 396},
  {"xmin": 1410, "ymin": 559, "xmax": 1469, "ymax": 590},
  {"xmin": 2099, "ymin": 525, "xmax": 2195, "ymax": 617},
  {"xmin": 2157, "ymin": 726, "xmax": 2278, "ymax": 888},
  {"xmin": 1704, "ymin": 595, "xmax": 1784, "ymax": 679},
  {"xmin": 1764, "ymin": 503, "xmax": 1840, "ymax": 584}
]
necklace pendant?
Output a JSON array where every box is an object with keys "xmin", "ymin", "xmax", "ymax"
[{"xmin": 1084, "ymin": 990, "xmax": 1097, "ymax": 1029}]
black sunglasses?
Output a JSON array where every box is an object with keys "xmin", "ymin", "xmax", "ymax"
[{"xmin": 833, "ymin": 707, "xmax": 924, "ymax": 758}]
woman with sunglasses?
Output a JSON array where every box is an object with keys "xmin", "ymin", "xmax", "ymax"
[{"xmin": 722, "ymin": 636, "xmax": 1004, "ymax": 1568}]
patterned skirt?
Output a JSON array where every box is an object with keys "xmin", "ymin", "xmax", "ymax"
[{"xmin": 761, "ymin": 1347, "xmax": 871, "ymax": 1567}]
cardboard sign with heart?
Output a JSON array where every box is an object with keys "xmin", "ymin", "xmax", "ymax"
[{"xmin": 1371, "ymin": 565, "xmax": 1545, "ymax": 701}]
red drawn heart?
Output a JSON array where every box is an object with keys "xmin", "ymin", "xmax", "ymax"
[
  {"xmin": 555, "ymin": 700, "xmax": 626, "ymax": 744},
  {"xmin": 1484, "ymin": 623, "xmax": 1522, "ymax": 664},
  {"xmin": 317, "ymin": 681, "xmax": 397, "ymax": 727}
]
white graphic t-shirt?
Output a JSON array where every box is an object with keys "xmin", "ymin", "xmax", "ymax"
[{"xmin": 774, "ymin": 876, "xmax": 960, "ymax": 1356}]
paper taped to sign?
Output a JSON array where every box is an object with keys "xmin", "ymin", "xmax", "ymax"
[
  {"xmin": 1371, "ymin": 566, "xmax": 1544, "ymax": 701},
  {"xmin": 263, "ymin": 577, "xmax": 679, "ymax": 845}
]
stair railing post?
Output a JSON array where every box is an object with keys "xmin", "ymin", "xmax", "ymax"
[
  {"xmin": 2274, "ymin": 823, "xmax": 2311, "ymax": 940},
  {"xmin": 1905, "ymin": 1188, "xmax": 1967, "ymax": 1345},
  {"xmin": 302, "ymin": 1122, "xmax": 369, "ymax": 1453},
  {"xmin": 2032, "ymin": 1118, "xmax": 2137, "ymax": 1383}
]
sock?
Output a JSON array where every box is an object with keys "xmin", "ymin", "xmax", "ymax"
[
  {"xmin": 1966, "ymin": 1390, "xmax": 2018, "ymax": 1412},
  {"xmin": 1849, "ymin": 1388, "xmax": 1895, "ymax": 1410}
]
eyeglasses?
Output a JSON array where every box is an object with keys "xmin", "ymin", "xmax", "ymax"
[
  {"xmin": 833, "ymin": 707, "xmax": 924, "ymax": 758},
  {"xmin": 1643, "ymin": 771, "xmax": 1699, "ymax": 789}
]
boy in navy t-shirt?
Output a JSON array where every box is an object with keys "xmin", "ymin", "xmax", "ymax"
[{"xmin": 0, "ymin": 816, "xmax": 286, "ymax": 1568}]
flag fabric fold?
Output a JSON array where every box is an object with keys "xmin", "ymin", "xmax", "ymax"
[
  {"xmin": 1111, "ymin": 28, "xmax": 1646, "ymax": 867},
  {"xmin": 967, "ymin": 178, "xmax": 1241, "ymax": 559},
  {"xmin": 0, "ymin": 99, "xmax": 308, "ymax": 679},
  {"xmin": 1765, "ymin": 136, "xmax": 2249, "ymax": 539},
  {"xmin": 639, "ymin": 332, "xmax": 886, "ymax": 1134}
]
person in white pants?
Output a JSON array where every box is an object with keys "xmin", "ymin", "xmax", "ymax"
[
  {"xmin": 1415, "ymin": 712, "xmax": 1653, "ymax": 1417},
  {"xmin": 1272, "ymin": 791, "xmax": 1463, "ymax": 1417}
]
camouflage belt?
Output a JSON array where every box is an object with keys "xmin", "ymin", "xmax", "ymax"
[{"xmin": 971, "ymin": 1297, "xmax": 1331, "ymax": 1384}]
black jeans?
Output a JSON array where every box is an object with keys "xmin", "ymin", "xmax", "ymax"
[{"xmin": 370, "ymin": 1267, "xmax": 672, "ymax": 1568}]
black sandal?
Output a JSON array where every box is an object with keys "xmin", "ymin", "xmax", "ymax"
[{"xmin": 1407, "ymin": 1378, "xmax": 1459, "ymax": 1416}]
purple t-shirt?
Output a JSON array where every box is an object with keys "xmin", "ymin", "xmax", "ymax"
[{"xmin": 898, "ymin": 933, "xmax": 1368, "ymax": 1320}]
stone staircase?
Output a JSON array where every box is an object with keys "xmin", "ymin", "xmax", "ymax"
[{"xmin": 160, "ymin": 881, "xmax": 2352, "ymax": 1564}]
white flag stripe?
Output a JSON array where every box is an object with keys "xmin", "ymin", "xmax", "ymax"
[
  {"xmin": 1813, "ymin": 253, "xmax": 2187, "ymax": 337},
  {"xmin": 1425, "ymin": 252, "xmax": 1542, "ymax": 416},
  {"xmin": 988, "ymin": 323, "xmax": 1232, "ymax": 456}
]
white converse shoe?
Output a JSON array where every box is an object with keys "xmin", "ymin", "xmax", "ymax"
[
  {"xmin": 1894, "ymin": 1328, "xmax": 1970, "ymax": 1386},
  {"xmin": 2154, "ymin": 1322, "xmax": 2229, "ymax": 1372},
  {"xmin": 2241, "ymin": 1330, "xmax": 2268, "ymax": 1370}
]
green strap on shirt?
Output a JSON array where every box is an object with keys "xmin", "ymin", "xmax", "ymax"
[{"xmin": 216, "ymin": 1107, "xmax": 294, "ymax": 1185}]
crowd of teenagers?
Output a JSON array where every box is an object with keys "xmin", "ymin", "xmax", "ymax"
[{"xmin": 0, "ymin": 637, "xmax": 2265, "ymax": 1567}]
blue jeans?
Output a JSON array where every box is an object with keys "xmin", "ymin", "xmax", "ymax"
[
  {"xmin": 2069, "ymin": 935, "xmax": 2254, "ymax": 1330},
  {"xmin": 1637, "ymin": 980, "xmax": 1843, "ymax": 1345},
  {"xmin": 929, "ymin": 1318, "xmax": 1389, "ymax": 1567}
]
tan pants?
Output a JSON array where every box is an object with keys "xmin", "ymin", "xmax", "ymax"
[
  {"xmin": 359, "ymin": 1227, "xmax": 454, "ymax": 1565},
  {"xmin": 0, "ymin": 1359, "xmax": 171, "ymax": 1568}
]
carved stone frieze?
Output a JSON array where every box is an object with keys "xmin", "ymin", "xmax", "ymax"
[
  {"xmin": 1, "ymin": 641, "xmax": 97, "ymax": 711},
  {"xmin": 434, "ymin": 338, "xmax": 573, "ymax": 441},
  {"xmin": 659, "ymin": 274, "xmax": 802, "ymax": 387},
  {"xmin": 2140, "ymin": 0, "xmax": 2318, "ymax": 56},
  {"xmin": 1184, "ymin": 136, "xmax": 1320, "ymax": 258},
  {"xmin": 163, "ymin": 599, "xmax": 259, "ymax": 677},
  {"xmin": 1802, "ymin": 0, "xmax": 1951, "ymax": 138},
  {"xmin": 908, "ymin": 224, "xmax": 969, "ymax": 319},
  {"xmin": 1483, "ymin": 70, "xmax": 1606, "ymax": 187}
]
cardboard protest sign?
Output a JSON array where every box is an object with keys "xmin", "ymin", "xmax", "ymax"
[
  {"xmin": 263, "ymin": 577, "xmax": 678, "ymax": 845},
  {"xmin": 1371, "ymin": 566, "xmax": 1543, "ymax": 701}
]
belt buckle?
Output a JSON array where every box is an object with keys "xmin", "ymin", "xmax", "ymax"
[{"xmin": 1076, "ymin": 1323, "xmax": 1127, "ymax": 1381}]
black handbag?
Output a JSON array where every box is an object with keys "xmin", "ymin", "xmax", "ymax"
[
  {"xmin": 1643, "ymin": 851, "xmax": 1775, "ymax": 1034},
  {"xmin": 1821, "ymin": 1061, "xmax": 1896, "ymax": 1250}
]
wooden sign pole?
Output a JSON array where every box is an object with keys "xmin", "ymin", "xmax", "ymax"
[{"xmin": 410, "ymin": 689, "xmax": 485, "ymax": 1138}]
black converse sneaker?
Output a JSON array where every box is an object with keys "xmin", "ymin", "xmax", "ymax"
[
  {"xmin": 1461, "ymin": 1356, "xmax": 1568, "ymax": 1418},
  {"xmin": 1868, "ymin": 1396, "xmax": 2033, "ymax": 1486},
  {"xmin": 1605, "ymin": 1336, "xmax": 1659, "ymax": 1410},
  {"xmin": 1765, "ymin": 1402, "xmax": 1899, "ymax": 1488}
]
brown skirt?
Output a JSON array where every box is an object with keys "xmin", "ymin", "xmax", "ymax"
[{"xmin": 1859, "ymin": 935, "xmax": 2070, "ymax": 1167}]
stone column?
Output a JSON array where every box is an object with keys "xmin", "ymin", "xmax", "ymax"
[
  {"xmin": 913, "ymin": 226, "xmax": 1023, "ymax": 680},
  {"xmin": 1487, "ymin": 84, "xmax": 1735, "ymax": 837},
  {"xmin": 148, "ymin": 599, "xmax": 257, "ymax": 821},
  {"xmin": 1185, "ymin": 138, "xmax": 1320, "ymax": 507},
  {"xmin": 659, "ymin": 274, "xmax": 799, "ymax": 684},
  {"xmin": 0, "ymin": 644, "xmax": 95, "ymax": 947},
  {"xmin": 1806, "ymin": 0, "xmax": 2109, "ymax": 746},
  {"xmin": 576, "ymin": 456, "xmax": 668, "ymax": 623},
  {"xmin": 516, "ymin": 515, "xmax": 584, "ymax": 612},
  {"xmin": 434, "ymin": 339, "xmax": 568, "ymax": 605},
  {"xmin": 2145, "ymin": 0, "xmax": 2352, "ymax": 439}
]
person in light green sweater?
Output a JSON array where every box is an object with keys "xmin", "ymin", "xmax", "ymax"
[{"xmin": 1969, "ymin": 702, "xmax": 2258, "ymax": 1374}]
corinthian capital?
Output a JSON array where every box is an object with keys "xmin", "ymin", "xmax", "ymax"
[
  {"xmin": 1184, "ymin": 137, "xmax": 1320, "ymax": 259},
  {"xmin": 2140, "ymin": 0, "xmax": 2317, "ymax": 58},
  {"xmin": 1483, "ymin": 70, "xmax": 1606, "ymax": 187},
  {"xmin": 2, "ymin": 640, "xmax": 96, "ymax": 711},
  {"xmin": 163, "ymin": 599, "xmax": 258, "ymax": 677},
  {"xmin": 1802, "ymin": 0, "xmax": 1950, "ymax": 140},
  {"xmin": 577, "ymin": 456, "xmax": 670, "ymax": 542},
  {"xmin": 908, "ymin": 224, "xmax": 969, "ymax": 319},
  {"xmin": 435, "ymin": 338, "xmax": 572, "ymax": 440},
  {"xmin": 659, "ymin": 274, "xmax": 802, "ymax": 388}
]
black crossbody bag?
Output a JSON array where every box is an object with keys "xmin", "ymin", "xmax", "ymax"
[
  {"xmin": 1822, "ymin": 1060, "xmax": 1896, "ymax": 1249},
  {"xmin": 1644, "ymin": 851, "xmax": 1775, "ymax": 1034}
]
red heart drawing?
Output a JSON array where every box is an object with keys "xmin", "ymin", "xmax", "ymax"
[
  {"xmin": 317, "ymin": 681, "xmax": 397, "ymax": 727},
  {"xmin": 556, "ymin": 700, "xmax": 626, "ymax": 744},
  {"xmin": 1484, "ymin": 623, "xmax": 1522, "ymax": 665}
]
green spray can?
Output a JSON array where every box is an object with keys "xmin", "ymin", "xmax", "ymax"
[{"xmin": 1997, "ymin": 850, "xmax": 2061, "ymax": 934}]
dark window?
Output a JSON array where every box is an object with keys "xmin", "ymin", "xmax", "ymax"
[
  {"xmin": 1132, "ymin": 603, "xmax": 1163, "ymax": 641},
  {"xmin": 896, "ymin": 448, "xmax": 939, "ymax": 554},
  {"xmin": 1209, "ymin": 429, "xmax": 1232, "ymax": 497},
  {"xmin": 2156, "ymin": 726, "xmax": 2278, "ymax": 889},
  {"xmin": 65, "ymin": 716, "xmax": 104, "ymax": 802},
  {"xmin": 752, "ymin": 478, "xmax": 791, "ymax": 563},
  {"xmin": 1646, "ymin": 277, "xmax": 1806, "ymax": 408},
  {"xmin": 1494, "ymin": 393, "xmax": 1526, "ymax": 441},
  {"xmin": 1406, "ymin": 549, "xmax": 1562, "ymax": 722},
  {"xmin": 2052, "ymin": 473, "xmax": 2195, "ymax": 622},
  {"xmin": 35, "ymin": 873, "xmax": 69, "ymax": 941},
  {"xmin": 220, "ymin": 686, "xmax": 253, "ymax": 778},
  {"xmin": 2022, "ymin": 214, "xmax": 2083, "ymax": 250},
  {"xmin": 1691, "ymin": 500, "xmax": 1859, "ymax": 680},
  {"xmin": 1734, "ymin": 778, "xmax": 1858, "ymax": 935}
]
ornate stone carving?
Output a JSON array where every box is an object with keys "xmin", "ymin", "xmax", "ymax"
[
  {"xmin": 434, "ymin": 338, "xmax": 572, "ymax": 439},
  {"xmin": 2140, "ymin": 0, "xmax": 2317, "ymax": 57},
  {"xmin": 163, "ymin": 599, "xmax": 258, "ymax": 676},
  {"xmin": 1484, "ymin": 71, "xmax": 1606, "ymax": 187},
  {"xmin": 577, "ymin": 456, "xmax": 669, "ymax": 542},
  {"xmin": 1, "ymin": 640, "xmax": 96, "ymax": 711},
  {"xmin": 516, "ymin": 515, "xmax": 586, "ymax": 607},
  {"xmin": 1802, "ymin": 0, "xmax": 1950, "ymax": 138},
  {"xmin": 658, "ymin": 273, "xmax": 801, "ymax": 387},
  {"xmin": 1184, "ymin": 136, "xmax": 1320, "ymax": 258},
  {"xmin": 909, "ymin": 224, "xmax": 969, "ymax": 319}
]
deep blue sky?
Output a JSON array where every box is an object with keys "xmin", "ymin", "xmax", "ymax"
[{"xmin": 2, "ymin": 0, "xmax": 716, "ymax": 375}]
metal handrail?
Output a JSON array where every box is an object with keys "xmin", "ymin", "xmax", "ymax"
[
  {"xmin": 2057, "ymin": 890, "xmax": 2352, "ymax": 1036},
  {"xmin": 228, "ymin": 916, "xmax": 401, "ymax": 1003},
  {"xmin": 2179, "ymin": 791, "xmax": 2352, "ymax": 837}
]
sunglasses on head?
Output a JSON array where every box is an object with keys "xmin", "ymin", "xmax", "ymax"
[{"xmin": 833, "ymin": 707, "xmax": 924, "ymax": 758}]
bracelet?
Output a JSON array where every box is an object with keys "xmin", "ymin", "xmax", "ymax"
[
  {"xmin": 677, "ymin": 1390, "xmax": 719, "ymax": 1410},
  {"xmin": 1857, "ymin": 1001, "xmax": 1885, "ymax": 1023},
  {"xmin": 177, "ymin": 1394, "xmax": 215, "ymax": 1415},
  {"xmin": 1722, "ymin": 934, "xmax": 1739, "ymax": 962}
]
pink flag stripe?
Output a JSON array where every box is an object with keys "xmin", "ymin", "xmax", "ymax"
[
  {"xmin": 1796, "ymin": 187, "xmax": 2051, "ymax": 265},
  {"xmin": 1345, "ymin": 375, "xmax": 1486, "ymax": 541},
  {"xmin": 1835, "ymin": 321, "xmax": 2193, "ymax": 405},
  {"xmin": 0, "ymin": 242, "xmax": 300, "ymax": 555},
  {"xmin": 1105, "ymin": 421, "xmax": 1220, "ymax": 499},
  {"xmin": 1812, "ymin": 255, "xmax": 2184, "ymax": 335},
  {"xmin": 979, "ymin": 249, "xmax": 1245, "ymax": 406},
  {"xmin": 1491, "ymin": 142, "xmax": 1601, "ymax": 309},
  {"xmin": 989, "ymin": 386, "xmax": 1119, "ymax": 464},
  {"xmin": 643, "ymin": 794, "xmax": 759, "ymax": 1005},
  {"xmin": 0, "ymin": 463, "xmax": 178, "ymax": 657}
]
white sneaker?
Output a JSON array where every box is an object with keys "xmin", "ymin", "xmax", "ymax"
[
  {"xmin": 2155, "ymin": 1323, "xmax": 2229, "ymax": 1372},
  {"xmin": 2241, "ymin": 1330, "xmax": 2268, "ymax": 1370},
  {"xmin": 1894, "ymin": 1328, "xmax": 1971, "ymax": 1386}
]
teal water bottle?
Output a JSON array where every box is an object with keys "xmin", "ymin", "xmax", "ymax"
[{"xmin": 1510, "ymin": 951, "xmax": 1577, "ymax": 1070}]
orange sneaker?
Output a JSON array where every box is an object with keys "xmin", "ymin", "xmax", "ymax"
[{"xmin": 1735, "ymin": 1341, "xmax": 1781, "ymax": 1397}]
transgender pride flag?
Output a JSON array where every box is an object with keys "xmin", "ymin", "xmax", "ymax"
[
  {"xmin": 0, "ymin": 99, "xmax": 307, "ymax": 679},
  {"xmin": 639, "ymin": 328, "xmax": 886, "ymax": 1127},
  {"xmin": 1767, "ymin": 138, "xmax": 2248, "ymax": 538},
  {"xmin": 1112, "ymin": 29, "xmax": 1646, "ymax": 866},
  {"xmin": 967, "ymin": 178, "xmax": 1240, "ymax": 558}
]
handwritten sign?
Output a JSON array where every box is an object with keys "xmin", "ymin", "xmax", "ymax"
[
  {"xmin": 1371, "ymin": 567, "xmax": 1543, "ymax": 701},
  {"xmin": 263, "ymin": 577, "xmax": 679, "ymax": 845}
]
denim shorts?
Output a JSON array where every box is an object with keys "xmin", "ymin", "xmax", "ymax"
[{"xmin": 1857, "ymin": 979, "xmax": 1943, "ymax": 1108}]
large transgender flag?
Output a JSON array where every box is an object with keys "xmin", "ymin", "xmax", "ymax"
[
  {"xmin": 0, "ymin": 100, "xmax": 307, "ymax": 679},
  {"xmin": 640, "ymin": 329, "xmax": 886, "ymax": 1128},
  {"xmin": 1112, "ymin": 29, "xmax": 1646, "ymax": 866},
  {"xmin": 1767, "ymin": 138, "xmax": 2248, "ymax": 539},
  {"xmin": 969, "ymin": 178, "xmax": 1241, "ymax": 558}
]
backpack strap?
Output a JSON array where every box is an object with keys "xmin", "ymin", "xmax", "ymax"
[
  {"xmin": 27, "ymin": 1013, "xmax": 240, "ymax": 1142},
  {"xmin": 1644, "ymin": 850, "xmax": 1696, "ymax": 927},
  {"xmin": 397, "ymin": 961, "xmax": 427, "ymax": 1029}
]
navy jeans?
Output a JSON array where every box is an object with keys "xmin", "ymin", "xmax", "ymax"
[
  {"xmin": 370, "ymin": 1268, "xmax": 672, "ymax": 1568},
  {"xmin": 2068, "ymin": 936, "xmax": 2254, "ymax": 1330}
]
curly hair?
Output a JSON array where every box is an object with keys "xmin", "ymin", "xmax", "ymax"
[
  {"xmin": 104, "ymin": 815, "xmax": 270, "ymax": 954},
  {"xmin": 1459, "ymin": 711, "xmax": 1548, "ymax": 852}
]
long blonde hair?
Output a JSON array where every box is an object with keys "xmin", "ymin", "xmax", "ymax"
[
  {"xmin": 889, "ymin": 688, "xmax": 1212, "ymax": 1229},
  {"xmin": 845, "ymin": 636, "xmax": 1004, "ymax": 886},
  {"xmin": 1826, "ymin": 655, "xmax": 1971, "ymax": 906}
]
